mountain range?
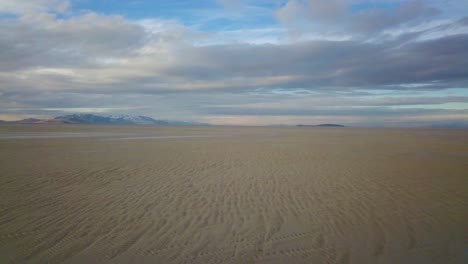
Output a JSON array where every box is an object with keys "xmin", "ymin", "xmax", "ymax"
[
  {"xmin": 0, "ymin": 114, "xmax": 209, "ymax": 126},
  {"xmin": 1, "ymin": 115, "xmax": 467, "ymax": 128}
]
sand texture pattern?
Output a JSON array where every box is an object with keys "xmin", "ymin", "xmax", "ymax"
[{"xmin": 0, "ymin": 125, "xmax": 467, "ymax": 263}]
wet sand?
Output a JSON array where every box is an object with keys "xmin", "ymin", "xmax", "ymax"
[{"xmin": 0, "ymin": 125, "xmax": 467, "ymax": 263}]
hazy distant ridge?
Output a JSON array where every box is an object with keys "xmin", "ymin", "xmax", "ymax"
[
  {"xmin": 1, "ymin": 114, "xmax": 209, "ymax": 126},
  {"xmin": 296, "ymin": 124, "xmax": 345, "ymax": 127}
]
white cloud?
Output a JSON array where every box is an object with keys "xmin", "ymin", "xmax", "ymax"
[
  {"xmin": 0, "ymin": 0, "xmax": 70, "ymax": 15},
  {"xmin": 0, "ymin": 11, "xmax": 146, "ymax": 71}
]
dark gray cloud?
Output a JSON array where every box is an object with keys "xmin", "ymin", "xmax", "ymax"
[
  {"xmin": 151, "ymin": 31, "xmax": 468, "ymax": 91},
  {"xmin": 277, "ymin": 0, "xmax": 440, "ymax": 35},
  {"xmin": 351, "ymin": 0, "xmax": 440, "ymax": 33}
]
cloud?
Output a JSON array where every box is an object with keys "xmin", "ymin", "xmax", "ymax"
[
  {"xmin": 0, "ymin": 12, "xmax": 146, "ymax": 71},
  {"xmin": 2, "ymin": 16, "xmax": 468, "ymax": 94},
  {"xmin": 276, "ymin": 0, "xmax": 440, "ymax": 36},
  {"xmin": 139, "ymin": 32, "xmax": 468, "ymax": 92},
  {"xmin": 352, "ymin": 0, "xmax": 440, "ymax": 33},
  {"xmin": 0, "ymin": 0, "xmax": 70, "ymax": 15},
  {"xmin": 2, "ymin": 1, "xmax": 466, "ymax": 93}
]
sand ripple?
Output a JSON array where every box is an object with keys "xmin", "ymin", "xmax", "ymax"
[{"xmin": 0, "ymin": 126, "xmax": 466, "ymax": 263}]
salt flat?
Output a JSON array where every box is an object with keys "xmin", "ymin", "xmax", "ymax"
[{"xmin": 0, "ymin": 125, "xmax": 467, "ymax": 264}]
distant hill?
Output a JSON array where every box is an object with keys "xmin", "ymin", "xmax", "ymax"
[
  {"xmin": 428, "ymin": 122, "xmax": 468, "ymax": 129},
  {"xmin": 2, "ymin": 114, "xmax": 209, "ymax": 126},
  {"xmin": 1, "ymin": 118, "xmax": 69, "ymax": 124},
  {"xmin": 269, "ymin": 124, "xmax": 292, "ymax": 127},
  {"xmin": 15, "ymin": 118, "xmax": 45, "ymax": 124},
  {"xmin": 297, "ymin": 124, "xmax": 345, "ymax": 127}
]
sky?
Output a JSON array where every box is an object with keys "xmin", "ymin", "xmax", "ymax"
[{"xmin": 0, "ymin": 0, "xmax": 467, "ymax": 127}]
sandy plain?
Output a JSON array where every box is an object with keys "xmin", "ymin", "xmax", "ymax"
[{"xmin": 0, "ymin": 125, "xmax": 467, "ymax": 264}]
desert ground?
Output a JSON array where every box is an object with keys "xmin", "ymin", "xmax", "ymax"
[{"xmin": 0, "ymin": 125, "xmax": 466, "ymax": 264}]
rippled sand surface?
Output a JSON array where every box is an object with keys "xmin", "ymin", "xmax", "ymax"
[{"xmin": 0, "ymin": 125, "xmax": 467, "ymax": 264}]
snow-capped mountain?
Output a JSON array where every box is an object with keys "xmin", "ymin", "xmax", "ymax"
[{"xmin": 54, "ymin": 114, "xmax": 208, "ymax": 126}]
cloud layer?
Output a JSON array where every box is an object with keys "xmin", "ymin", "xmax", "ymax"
[{"xmin": 0, "ymin": 0, "xmax": 467, "ymax": 126}]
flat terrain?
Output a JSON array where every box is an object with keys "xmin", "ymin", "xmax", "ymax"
[{"xmin": 0, "ymin": 125, "xmax": 467, "ymax": 263}]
